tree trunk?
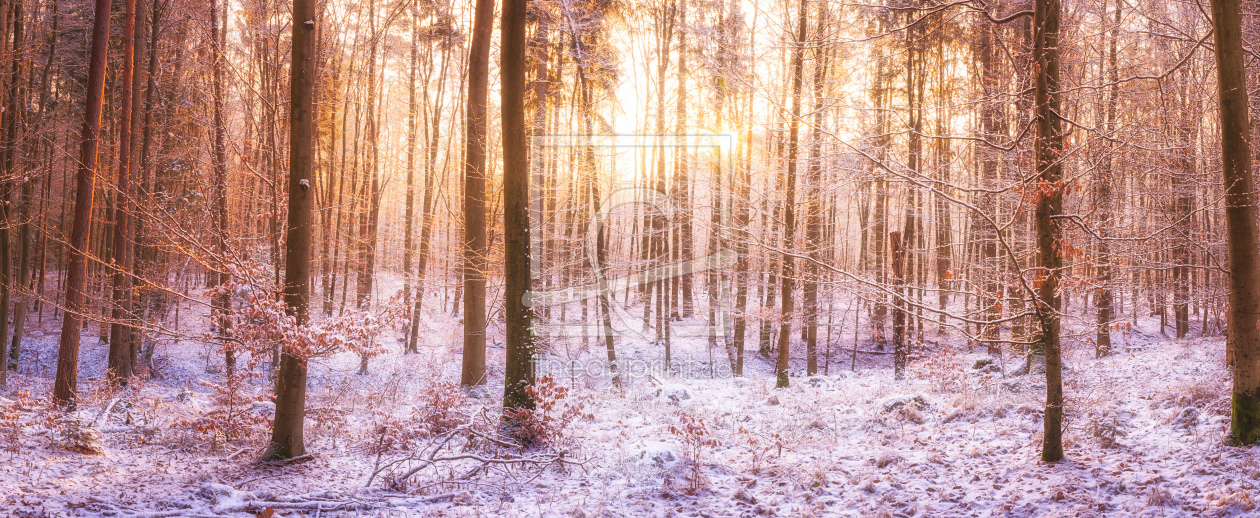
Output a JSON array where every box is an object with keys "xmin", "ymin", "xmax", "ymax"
[
  {"xmin": 1093, "ymin": 0, "xmax": 1120, "ymax": 356},
  {"xmin": 1034, "ymin": 0, "xmax": 1066, "ymax": 462},
  {"xmin": 776, "ymin": 0, "xmax": 807, "ymax": 389},
  {"xmin": 54, "ymin": 0, "xmax": 112, "ymax": 405},
  {"xmin": 210, "ymin": 0, "xmax": 233, "ymax": 375},
  {"xmin": 804, "ymin": 5, "xmax": 827, "ymax": 376},
  {"xmin": 0, "ymin": 0, "xmax": 19, "ymax": 386},
  {"xmin": 1208, "ymin": 0, "xmax": 1260, "ymax": 444},
  {"xmin": 108, "ymin": 0, "xmax": 137, "ymax": 383},
  {"xmin": 265, "ymin": 0, "xmax": 316, "ymax": 460},
  {"xmin": 977, "ymin": 22, "xmax": 1003, "ymax": 354},
  {"xmin": 461, "ymin": 0, "xmax": 493, "ymax": 387},
  {"xmin": 501, "ymin": 0, "xmax": 533, "ymax": 411},
  {"xmin": 402, "ymin": 3, "xmax": 419, "ymax": 315}
]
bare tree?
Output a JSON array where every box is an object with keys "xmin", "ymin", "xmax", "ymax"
[
  {"xmin": 53, "ymin": 0, "xmax": 112, "ymax": 405},
  {"xmin": 265, "ymin": 0, "xmax": 318, "ymax": 460},
  {"xmin": 501, "ymin": 0, "xmax": 533, "ymax": 411},
  {"xmin": 1033, "ymin": 0, "xmax": 1066, "ymax": 462},
  {"xmin": 1208, "ymin": 0, "xmax": 1260, "ymax": 444},
  {"xmin": 461, "ymin": 0, "xmax": 494, "ymax": 388}
]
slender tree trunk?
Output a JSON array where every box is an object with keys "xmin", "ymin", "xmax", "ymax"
[
  {"xmin": 977, "ymin": 22, "xmax": 1003, "ymax": 354},
  {"xmin": 933, "ymin": 28, "xmax": 952, "ymax": 334},
  {"xmin": 133, "ymin": 0, "xmax": 160, "ymax": 370},
  {"xmin": 776, "ymin": 0, "xmax": 807, "ymax": 389},
  {"xmin": 892, "ymin": 230, "xmax": 907, "ymax": 379},
  {"xmin": 1034, "ymin": 0, "xmax": 1066, "ymax": 462},
  {"xmin": 461, "ymin": 0, "xmax": 494, "ymax": 387},
  {"xmin": 408, "ymin": 32, "xmax": 450, "ymax": 354},
  {"xmin": 54, "ymin": 0, "xmax": 112, "ymax": 405},
  {"xmin": 402, "ymin": 3, "xmax": 419, "ymax": 316},
  {"xmin": 108, "ymin": 0, "xmax": 137, "ymax": 382},
  {"xmin": 804, "ymin": 6, "xmax": 827, "ymax": 376},
  {"xmin": 672, "ymin": 0, "xmax": 693, "ymax": 319},
  {"xmin": 210, "ymin": 0, "xmax": 233, "ymax": 375},
  {"xmin": 1094, "ymin": 0, "xmax": 1120, "ymax": 356}
]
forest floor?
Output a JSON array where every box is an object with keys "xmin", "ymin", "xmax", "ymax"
[{"xmin": 0, "ymin": 294, "xmax": 1257, "ymax": 517}]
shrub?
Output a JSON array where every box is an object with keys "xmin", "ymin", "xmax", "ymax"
[
  {"xmin": 504, "ymin": 375, "xmax": 591, "ymax": 450},
  {"xmin": 413, "ymin": 381, "xmax": 467, "ymax": 437},
  {"xmin": 186, "ymin": 371, "xmax": 269, "ymax": 449},
  {"xmin": 54, "ymin": 415, "xmax": 102, "ymax": 454},
  {"xmin": 1, "ymin": 404, "xmax": 20, "ymax": 455},
  {"xmin": 669, "ymin": 411, "xmax": 720, "ymax": 494},
  {"xmin": 366, "ymin": 380, "xmax": 468, "ymax": 456}
]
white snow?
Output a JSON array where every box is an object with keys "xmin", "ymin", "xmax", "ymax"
[{"xmin": 1, "ymin": 295, "xmax": 1258, "ymax": 517}]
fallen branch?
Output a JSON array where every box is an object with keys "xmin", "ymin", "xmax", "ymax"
[
  {"xmin": 95, "ymin": 398, "xmax": 120, "ymax": 427},
  {"xmin": 217, "ymin": 501, "xmax": 373, "ymax": 513}
]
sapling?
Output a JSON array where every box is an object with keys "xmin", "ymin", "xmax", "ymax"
[{"xmin": 670, "ymin": 411, "xmax": 720, "ymax": 493}]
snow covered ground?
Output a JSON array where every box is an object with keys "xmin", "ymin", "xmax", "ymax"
[{"xmin": 1, "ymin": 295, "xmax": 1258, "ymax": 517}]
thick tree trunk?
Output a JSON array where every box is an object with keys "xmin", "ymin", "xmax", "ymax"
[
  {"xmin": 265, "ymin": 0, "xmax": 316, "ymax": 460},
  {"xmin": 0, "ymin": 0, "xmax": 20, "ymax": 386},
  {"xmin": 1208, "ymin": 0, "xmax": 1260, "ymax": 444},
  {"xmin": 500, "ymin": 0, "xmax": 533, "ymax": 411}
]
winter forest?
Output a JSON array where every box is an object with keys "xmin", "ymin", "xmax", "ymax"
[{"xmin": 1, "ymin": 0, "xmax": 1260, "ymax": 514}]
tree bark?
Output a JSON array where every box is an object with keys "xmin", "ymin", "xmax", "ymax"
[
  {"xmin": 461, "ymin": 0, "xmax": 493, "ymax": 387},
  {"xmin": 54, "ymin": 0, "xmax": 112, "ymax": 405},
  {"xmin": 1208, "ymin": 0, "xmax": 1260, "ymax": 444},
  {"xmin": 501, "ymin": 0, "xmax": 533, "ymax": 411},
  {"xmin": 1034, "ymin": 0, "xmax": 1066, "ymax": 462},
  {"xmin": 265, "ymin": 0, "xmax": 317, "ymax": 460}
]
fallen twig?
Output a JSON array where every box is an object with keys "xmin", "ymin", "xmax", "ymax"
[{"xmin": 95, "ymin": 398, "xmax": 120, "ymax": 426}]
